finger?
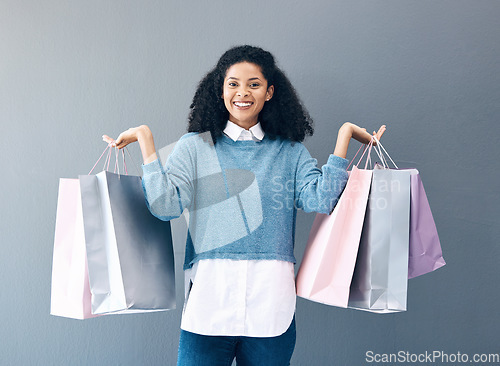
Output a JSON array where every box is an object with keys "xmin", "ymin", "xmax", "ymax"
[
  {"xmin": 115, "ymin": 138, "xmax": 126, "ymax": 149},
  {"xmin": 102, "ymin": 134, "xmax": 112, "ymax": 142},
  {"xmin": 376, "ymin": 125, "xmax": 386, "ymax": 140},
  {"xmin": 372, "ymin": 125, "xmax": 385, "ymax": 137},
  {"xmin": 116, "ymin": 135, "xmax": 132, "ymax": 150},
  {"xmin": 367, "ymin": 131, "xmax": 376, "ymax": 145},
  {"xmin": 102, "ymin": 135, "xmax": 116, "ymax": 146}
]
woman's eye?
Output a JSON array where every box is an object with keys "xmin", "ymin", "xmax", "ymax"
[
  {"xmin": 228, "ymin": 82, "xmax": 238, "ymax": 87},
  {"xmin": 250, "ymin": 83, "xmax": 260, "ymax": 88}
]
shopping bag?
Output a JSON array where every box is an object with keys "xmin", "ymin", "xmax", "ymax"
[
  {"xmin": 407, "ymin": 171, "xmax": 446, "ymax": 278},
  {"xmin": 79, "ymin": 170, "xmax": 176, "ymax": 315},
  {"xmin": 50, "ymin": 179, "xmax": 99, "ymax": 319},
  {"xmin": 347, "ymin": 157, "xmax": 411, "ymax": 313},
  {"xmin": 372, "ymin": 158, "xmax": 445, "ymax": 278},
  {"xmin": 296, "ymin": 149, "xmax": 373, "ymax": 307}
]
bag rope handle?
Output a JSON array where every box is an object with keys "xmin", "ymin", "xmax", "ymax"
[
  {"xmin": 346, "ymin": 136, "xmax": 376, "ymax": 171},
  {"xmin": 88, "ymin": 144, "xmax": 137, "ymax": 176},
  {"xmin": 372, "ymin": 136, "xmax": 398, "ymax": 169}
]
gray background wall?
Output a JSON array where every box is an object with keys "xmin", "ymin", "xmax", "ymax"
[{"xmin": 1, "ymin": 0, "xmax": 499, "ymax": 365}]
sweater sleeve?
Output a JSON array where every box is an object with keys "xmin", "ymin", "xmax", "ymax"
[
  {"xmin": 141, "ymin": 135, "xmax": 194, "ymax": 221},
  {"xmin": 294, "ymin": 145, "xmax": 349, "ymax": 214}
]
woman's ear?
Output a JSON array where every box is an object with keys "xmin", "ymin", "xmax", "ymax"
[{"xmin": 266, "ymin": 85, "xmax": 275, "ymax": 101}]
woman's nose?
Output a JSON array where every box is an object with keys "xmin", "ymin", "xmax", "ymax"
[{"xmin": 236, "ymin": 88, "xmax": 249, "ymax": 97}]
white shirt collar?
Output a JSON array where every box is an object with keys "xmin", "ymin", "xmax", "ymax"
[{"xmin": 223, "ymin": 120, "xmax": 265, "ymax": 142}]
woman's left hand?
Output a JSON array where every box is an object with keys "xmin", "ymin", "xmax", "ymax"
[
  {"xmin": 345, "ymin": 123, "xmax": 386, "ymax": 145},
  {"xmin": 333, "ymin": 123, "xmax": 386, "ymax": 159}
]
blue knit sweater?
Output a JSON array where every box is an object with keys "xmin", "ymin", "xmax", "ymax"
[{"xmin": 141, "ymin": 132, "xmax": 348, "ymax": 269}]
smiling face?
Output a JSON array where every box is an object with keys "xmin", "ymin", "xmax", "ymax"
[{"xmin": 222, "ymin": 62, "xmax": 274, "ymax": 130}]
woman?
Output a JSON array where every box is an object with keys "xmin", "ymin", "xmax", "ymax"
[{"xmin": 104, "ymin": 45, "xmax": 385, "ymax": 366}]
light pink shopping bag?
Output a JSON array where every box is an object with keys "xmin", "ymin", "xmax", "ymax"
[
  {"xmin": 50, "ymin": 179, "xmax": 98, "ymax": 319},
  {"xmin": 296, "ymin": 165, "xmax": 373, "ymax": 307}
]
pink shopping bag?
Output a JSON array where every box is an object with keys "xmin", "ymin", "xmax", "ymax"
[
  {"xmin": 296, "ymin": 163, "xmax": 373, "ymax": 308},
  {"xmin": 50, "ymin": 179, "xmax": 98, "ymax": 319}
]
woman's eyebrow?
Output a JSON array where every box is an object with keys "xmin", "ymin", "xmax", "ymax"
[{"xmin": 227, "ymin": 77, "xmax": 262, "ymax": 81}]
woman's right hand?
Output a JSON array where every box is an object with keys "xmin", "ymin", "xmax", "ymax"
[{"xmin": 102, "ymin": 125, "xmax": 158, "ymax": 164}]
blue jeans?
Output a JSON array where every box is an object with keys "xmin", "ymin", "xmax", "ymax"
[{"xmin": 177, "ymin": 317, "xmax": 296, "ymax": 366}]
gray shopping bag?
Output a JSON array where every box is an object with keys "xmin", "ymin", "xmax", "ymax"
[
  {"xmin": 79, "ymin": 171, "xmax": 175, "ymax": 315},
  {"xmin": 348, "ymin": 169, "xmax": 411, "ymax": 313}
]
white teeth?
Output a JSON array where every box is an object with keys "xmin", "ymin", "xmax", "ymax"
[{"xmin": 234, "ymin": 102, "xmax": 252, "ymax": 107}]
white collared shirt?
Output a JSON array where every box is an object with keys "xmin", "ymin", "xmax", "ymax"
[
  {"xmin": 223, "ymin": 120, "xmax": 266, "ymax": 142},
  {"xmin": 180, "ymin": 121, "xmax": 296, "ymax": 337}
]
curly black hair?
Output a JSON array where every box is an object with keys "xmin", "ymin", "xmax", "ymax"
[{"xmin": 187, "ymin": 45, "xmax": 314, "ymax": 143}]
